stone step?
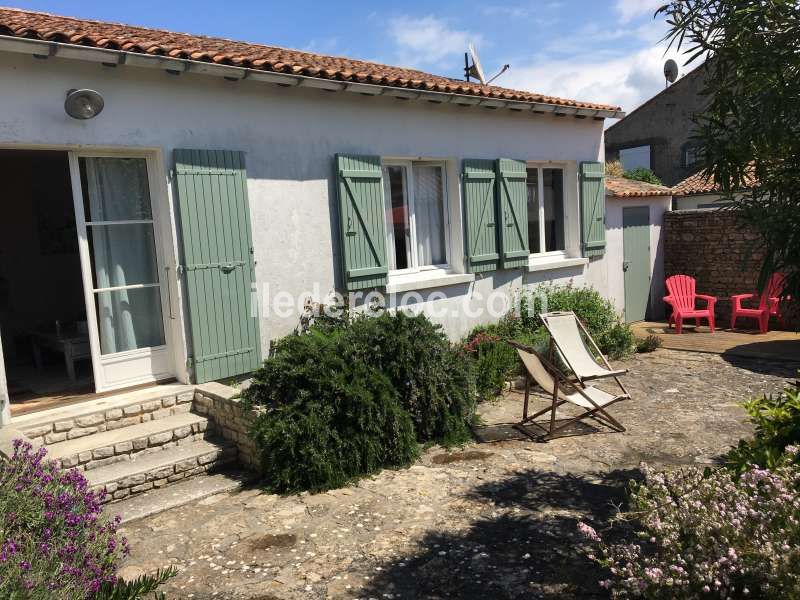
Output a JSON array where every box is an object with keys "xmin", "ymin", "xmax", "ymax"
[
  {"xmin": 46, "ymin": 412, "xmax": 212, "ymax": 471},
  {"xmin": 14, "ymin": 383, "xmax": 196, "ymax": 446},
  {"xmin": 114, "ymin": 469, "xmax": 251, "ymax": 524},
  {"xmin": 87, "ymin": 438, "xmax": 237, "ymax": 503}
]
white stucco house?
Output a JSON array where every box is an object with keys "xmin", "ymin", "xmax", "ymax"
[{"xmin": 0, "ymin": 7, "xmax": 662, "ymax": 426}]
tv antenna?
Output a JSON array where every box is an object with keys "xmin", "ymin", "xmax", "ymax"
[
  {"xmin": 464, "ymin": 43, "xmax": 510, "ymax": 86},
  {"xmin": 663, "ymin": 59, "xmax": 679, "ymax": 87}
]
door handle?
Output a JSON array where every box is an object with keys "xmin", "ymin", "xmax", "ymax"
[{"xmin": 220, "ymin": 262, "xmax": 242, "ymax": 274}]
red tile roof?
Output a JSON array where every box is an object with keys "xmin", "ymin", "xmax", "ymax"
[
  {"xmin": 672, "ymin": 168, "xmax": 758, "ymax": 196},
  {"xmin": 606, "ymin": 176, "xmax": 672, "ymax": 198},
  {"xmin": 0, "ymin": 7, "xmax": 621, "ymax": 113}
]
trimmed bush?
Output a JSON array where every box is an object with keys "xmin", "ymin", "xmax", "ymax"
[
  {"xmin": 579, "ymin": 452, "xmax": 800, "ymax": 599},
  {"xmin": 0, "ymin": 439, "xmax": 174, "ymax": 599},
  {"xmin": 245, "ymin": 311, "xmax": 475, "ymax": 493}
]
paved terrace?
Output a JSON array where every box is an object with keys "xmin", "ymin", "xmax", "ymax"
[{"xmin": 118, "ymin": 349, "xmax": 798, "ymax": 599}]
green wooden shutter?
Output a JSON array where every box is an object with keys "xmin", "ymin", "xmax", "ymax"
[
  {"xmin": 580, "ymin": 161, "xmax": 607, "ymax": 257},
  {"xmin": 496, "ymin": 158, "xmax": 529, "ymax": 269},
  {"xmin": 335, "ymin": 154, "xmax": 388, "ymax": 291},
  {"xmin": 463, "ymin": 159, "xmax": 500, "ymax": 273},
  {"xmin": 174, "ymin": 149, "xmax": 261, "ymax": 384}
]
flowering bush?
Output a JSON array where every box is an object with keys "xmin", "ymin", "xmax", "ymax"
[
  {"xmin": 0, "ymin": 439, "xmax": 173, "ymax": 599},
  {"xmin": 579, "ymin": 451, "xmax": 800, "ymax": 599}
]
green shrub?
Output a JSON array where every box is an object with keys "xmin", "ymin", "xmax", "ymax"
[
  {"xmin": 636, "ymin": 333, "xmax": 662, "ymax": 353},
  {"xmin": 623, "ymin": 167, "xmax": 662, "ymax": 185},
  {"xmin": 461, "ymin": 328, "xmax": 517, "ymax": 401},
  {"xmin": 461, "ymin": 324, "xmax": 548, "ymax": 401},
  {"xmin": 525, "ymin": 284, "xmax": 636, "ymax": 359},
  {"xmin": 245, "ymin": 311, "xmax": 475, "ymax": 493},
  {"xmin": 343, "ymin": 312, "xmax": 476, "ymax": 444},
  {"xmin": 727, "ymin": 382, "xmax": 800, "ymax": 472}
]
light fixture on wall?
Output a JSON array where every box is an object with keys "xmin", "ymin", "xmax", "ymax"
[{"xmin": 64, "ymin": 89, "xmax": 104, "ymax": 120}]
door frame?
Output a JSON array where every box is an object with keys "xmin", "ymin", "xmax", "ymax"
[
  {"xmin": 0, "ymin": 143, "xmax": 188, "ymax": 397},
  {"xmin": 622, "ymin": 205, "xmax": 652, "ymax": 323}
]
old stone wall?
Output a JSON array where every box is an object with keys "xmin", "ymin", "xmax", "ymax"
[
  {"xmin": 664, "ymin": 209, "xmax": 774, "ymax": 326},
  {"xmin": 194, "ymin": 382, "xmax": 262, "ymax": 473}
]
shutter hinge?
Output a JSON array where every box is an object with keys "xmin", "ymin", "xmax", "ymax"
[
  {"xmin": 168, "ymin": 168, "xmax": 176, "ymax": 183},
  {"xmin": 176, "ymin": 265, "xmax": 184, "ymax": 276}
]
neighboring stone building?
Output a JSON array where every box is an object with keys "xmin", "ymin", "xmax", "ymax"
[{"xmin": 605, "ymin": 63, "xmax": 710, "ymax": 187}]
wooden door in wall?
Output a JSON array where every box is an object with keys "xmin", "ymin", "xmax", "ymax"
[
  {"xmin": 622, "ymin": 206, "xmax": 651, "ymax": 323},
  {"xmin": 68, "ymin": 152, "xmax": 174, "ymax": 392}
]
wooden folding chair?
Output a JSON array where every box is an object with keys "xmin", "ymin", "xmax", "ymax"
[{"xmin": 507, "ymin": 314, "xmax": 630, "ymax": 440}]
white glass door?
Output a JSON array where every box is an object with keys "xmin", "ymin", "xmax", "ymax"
[{"xmin": 69, "ymin": 153, "xmax": 173, "ymax": 392}]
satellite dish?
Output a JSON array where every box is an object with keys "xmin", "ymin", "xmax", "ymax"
[
  {"xmin": 467, "ymin": 43, "xmax": 487, "ymax": 85},
  {"xmin": 64, "ymin": 89, "xmax": 104, "ymax": 120},
  {"xmin": 663, "ymin": 59, "xmax": 679, "ymax": 84}
]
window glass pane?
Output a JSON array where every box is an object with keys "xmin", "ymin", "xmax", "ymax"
[
  {"xmin": 543, "ymin": 169, "xmax": 565, "ymax": 252},
  {"xmin": 87, "ymin": 224, "xmax": 159, "ymax": 289},
  {"xmin": 412, "ymin": 165, "xmax": 447, "ymax": 266},
  {"xmin": 526, "ymin": 168, "xmax": 541, "ymax": 253},
  {"xmin": 619, "ymin": 146, "xmax": 651, "ymax": 171},
  {"xmin": 95, "ymin": 286, "xmax": 165, "ymax": 354},
  {"xmin": 81, "ymin": 157, "xmax": 153, "ymax": 221},
  {"xmin": 384, "ymin": 166, "xmax": 411, "ymax": 270}
]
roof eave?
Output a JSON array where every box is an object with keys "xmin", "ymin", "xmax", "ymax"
[{"xmin": 0, "ymin": 35, "xmax": 626, "ymax": 119}]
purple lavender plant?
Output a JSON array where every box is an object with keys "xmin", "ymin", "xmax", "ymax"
[{"xmin": 0, "ymin": 439, "xmax": 130, "ymax": 598}]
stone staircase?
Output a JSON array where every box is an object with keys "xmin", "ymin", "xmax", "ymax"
[{"xmin": 13, "ymin": 384, "xmax": 240, "ymax": 505}]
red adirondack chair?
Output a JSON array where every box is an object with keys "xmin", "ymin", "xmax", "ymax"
[
  {"xmin": 664, "ymin": 275, "xmax": 717, "ymax": 334},
  {"xmin": 730, "ymin": 273, "xmax": 789, "ymax": 333}
]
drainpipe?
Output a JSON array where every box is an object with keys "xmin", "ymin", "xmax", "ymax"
[{"xmin": 0, "ymin": 335, "xmax": 9, "ymax": 426}]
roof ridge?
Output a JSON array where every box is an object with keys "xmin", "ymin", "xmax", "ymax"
[{"xmin": 0, "ymin": 6, "xmax": 621, "ymax": 112}]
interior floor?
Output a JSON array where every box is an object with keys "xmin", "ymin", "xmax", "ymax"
[{"xmin": 0, "ymin": 149, "xmax": 94, "ymax": 414}]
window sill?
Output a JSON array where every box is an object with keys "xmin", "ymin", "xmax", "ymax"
[
  {"xmin": 527, "ymin": 256, "xmax": 589, "ymax": 273},
  {"xmin": 385, "ymin": 271, "xmax": 475, "ymax": 294}
]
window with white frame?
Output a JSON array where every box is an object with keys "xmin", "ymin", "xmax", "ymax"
[
  {"xmin": 526, "ymin": 166, "xmax": 566, "ymax": 255},
  {"xmin": 382, "ymin": 160, "xmax": 449, "ymax": 272}
]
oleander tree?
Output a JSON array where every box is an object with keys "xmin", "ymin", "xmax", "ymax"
[{"xmin": 658, "ymin": 0, "xmax": 800, "ymax": 306}]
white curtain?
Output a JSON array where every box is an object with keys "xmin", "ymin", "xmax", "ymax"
[
  {"xmin": 84, "ymin": 158, "xmax": 163, "ymax": 354},
  {"xmin": 412, "ymin": 165, "xmax": 446, "ymax": 266}
]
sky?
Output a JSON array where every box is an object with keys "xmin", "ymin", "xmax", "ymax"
[{"xmin": 9, "ymin": 0, "xmax": 689, "ymax": 114}]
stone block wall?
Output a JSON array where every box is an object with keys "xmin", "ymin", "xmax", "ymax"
[
  {"xmin": 193, "ymin": 382, "xmax": 262, "ymax": 473},
  {"xmin": 664, "ymin": 209, "xmax": 772, "ymax": 325}
]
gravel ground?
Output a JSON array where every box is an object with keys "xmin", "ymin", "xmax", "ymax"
[{"xmin": 119, "ymin": 349, "xmax": 798, "ymax": 599}]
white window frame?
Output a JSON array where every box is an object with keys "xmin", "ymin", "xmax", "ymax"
[
  {"xmin": 382, "ymin": 159, "xmax": 451, "ymax": 275},
  {"xmin": 526, "ymin": 163, "xmax": 569, "ymax": 259}
]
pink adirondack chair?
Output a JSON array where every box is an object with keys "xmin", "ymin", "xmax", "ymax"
[
  {"xmin": 664, "ymin": 275, "xmax": 717, "ymax": 334},
  {"xmin": 730, "ymin": 273, "xmax": 789, "ymax": 333}
]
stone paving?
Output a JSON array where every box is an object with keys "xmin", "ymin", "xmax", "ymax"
[{"xmin": 118, "ymin": 350, "xmax": 798, "ymax": 599}]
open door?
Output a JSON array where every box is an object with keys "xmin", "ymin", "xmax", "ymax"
[{"xmin": 69, "ymin": 153, "xmax": 174, "ymax": 392}]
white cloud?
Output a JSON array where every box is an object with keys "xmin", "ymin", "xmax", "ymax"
[
  {"xmin": 387, "ymin": 15, "xmax": 483, "ymax": 69},
  {"xmin": 614, "ymin": 0, "xmax": 665, "ymax": 24},
  {"xmin": 501, "ymin": 44, "xmax": 686, "ymax": 116}
]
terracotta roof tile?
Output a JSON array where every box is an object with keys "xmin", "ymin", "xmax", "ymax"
[
  {"xmin": 605, "ymin": 176, "xmax": 672, "ymax": 198},
  {"xmin": 0, "ymin": 7, "xmax": 620, "ymax": 112},
  {"xmin": 672, "ymin": 168, "xmax": 758, "ymax": 196}
]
